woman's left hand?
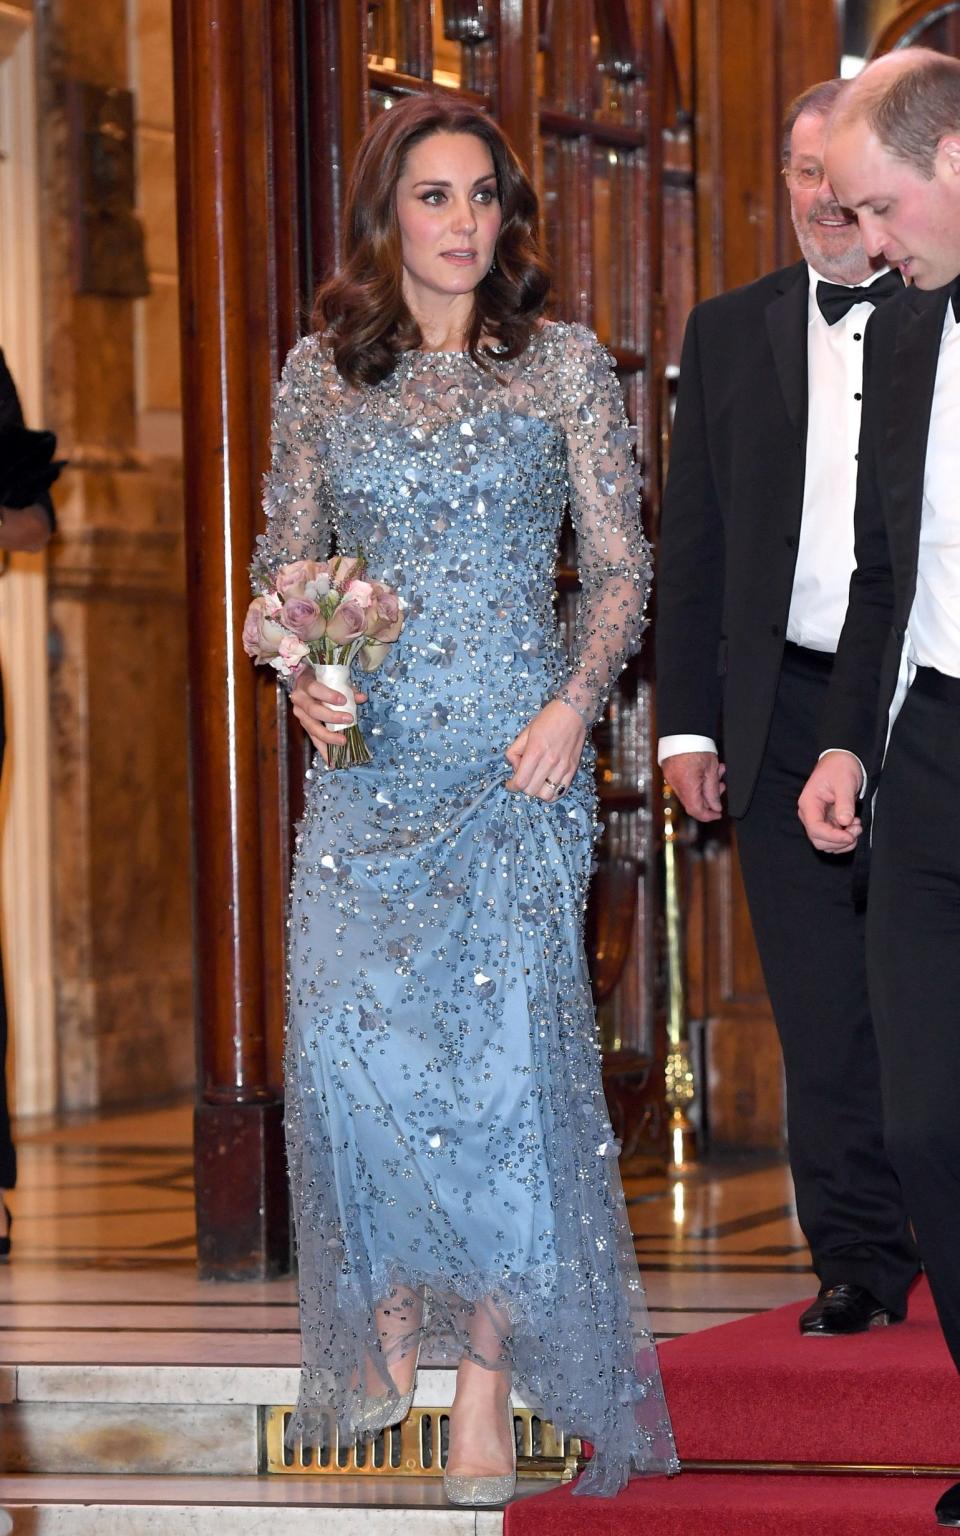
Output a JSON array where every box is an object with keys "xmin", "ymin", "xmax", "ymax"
[{"xmin": 505, "ymin": 699, "xmax": 587, "ymax": 801}]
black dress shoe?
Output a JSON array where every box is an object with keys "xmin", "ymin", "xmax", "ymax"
[
  {"xmin": 798, "ymin": 1283, "xmax": 895, "ymax": 1336},
  {"xmin": 936, "ymin": 1481, "xmax": 960, "ymax": 1526},
  {"xmin": 0, "ymin": 1199, "xmax": 10, "ymax": 1259}
]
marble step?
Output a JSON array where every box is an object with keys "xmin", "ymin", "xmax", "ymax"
[
  {"xmin": 1, "ymin": 1363, "xmax": 536, "ymax": 1476},
  {"xmin": 0, "ymin": 1473, "xmax": 535, "ymax": 1534}
]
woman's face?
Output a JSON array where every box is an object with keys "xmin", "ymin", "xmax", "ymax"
[{"xmin": 395, "ymin": 131, "xmax": 502, "ymax": 307}]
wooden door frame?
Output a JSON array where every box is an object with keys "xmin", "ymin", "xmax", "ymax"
[{"xmin": 0, "ymin": 4, "xmax": 57, "ymax": 1122}]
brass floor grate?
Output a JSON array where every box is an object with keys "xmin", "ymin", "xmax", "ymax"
[{"xmin": 262, "ymin": 1405, "xmax": 584, "ymax": 1481}]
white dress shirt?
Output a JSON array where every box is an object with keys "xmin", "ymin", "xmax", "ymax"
[
  {"xmin": 659, "ymin": 265, "xmax": 891, "ymax": 766},
  {"xmin": 906, "ymin": 300, "xmax": 960, "ymax": 678}
]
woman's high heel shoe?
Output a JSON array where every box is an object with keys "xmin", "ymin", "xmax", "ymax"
[
  {"xmin": 443, "ymin": 1403, "xmax": 517, "ymax": 1507},
  {"xmin": 355, "ymin": 1342, "xmax": 420, "ymax": 1439}
]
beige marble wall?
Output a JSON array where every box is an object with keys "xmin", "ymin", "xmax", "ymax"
[{"xmin": 37, "ymin": 0, "xmax": 194, "ymax": 1110}]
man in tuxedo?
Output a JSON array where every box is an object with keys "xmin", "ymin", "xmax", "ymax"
[
  {"xmin": 656, "ymin": 79, "xmax": 919, "ymax": 1337},
  {"xmin": 797, "ymin": 48, "xmax": 960, "ymax": 1528}
]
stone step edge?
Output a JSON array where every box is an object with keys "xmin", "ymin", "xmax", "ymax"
[
  {"xmin": 0, "ymin": 1474, "xmax": 520, "ymax": 1533},
  {"xmin": 10, "ymin": 1364, "xmax": 526, "ymax": 1408},
  {"xmin": 0, "ymin": 1502, "xmax": 500, "ymax": 1535}
]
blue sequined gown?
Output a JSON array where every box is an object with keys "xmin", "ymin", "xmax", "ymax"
[{"xmin": 253, "ymin": 321, "xmax": 677, "ymax": 1496}]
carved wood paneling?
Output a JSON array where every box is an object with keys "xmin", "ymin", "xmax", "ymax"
[{"xmin": 870, "ymin": 0, "xmax": 960, "ymax": 52}]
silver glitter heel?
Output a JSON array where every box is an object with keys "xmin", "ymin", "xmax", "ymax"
[
  {"xmin": 355, "ymin": 1344, "xmax": 421, "ymax": 1438},
  {"xmin": 443, "ymin": 1409, "xmax": 517, "ymax": 1507}
]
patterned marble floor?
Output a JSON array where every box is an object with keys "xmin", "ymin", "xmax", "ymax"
[
  {"xmin": 0, "ymin": 1104, "xmax": 817, "ymax": 1531},
  {"xmin": 0, "ymin": 1102, "xmax": 816, "ymax": 1347}
]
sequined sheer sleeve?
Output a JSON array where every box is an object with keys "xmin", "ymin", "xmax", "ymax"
[
  {"xmin": 251, "ymin": 335, "xmax": 336, "ymax": 591},
  {"xmin": 554, "ymin": 327, "xmax": 651, "ymax": 726}
]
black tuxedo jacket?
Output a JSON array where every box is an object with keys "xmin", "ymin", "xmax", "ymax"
[
  {"xmin": 819, "ymin": 281, "xmax": 950, "ymax": 787},
  {"xmin": 656, "ymin": 261, "xmax": 818, "ymax": 818},
  {"xmin": 0, "ymin": 347, "xmax": 56, "ymax": 526}
]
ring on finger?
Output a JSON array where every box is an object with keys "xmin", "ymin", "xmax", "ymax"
[{"xmin": 544, "ymin": 776, "xmax": 568, "ymax": 799}]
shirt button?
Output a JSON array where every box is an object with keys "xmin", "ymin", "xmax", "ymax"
[
  {"xmin": 854, "ymin": 391, "xmax": 862, "ymax": 400},
  {"xmin": 853, "ymin": 332, "xmax": 862, "ymax": 341}
]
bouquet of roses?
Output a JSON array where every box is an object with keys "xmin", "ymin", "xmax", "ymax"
[{"xmin": 243, "ymin": 553, "xmax": 405, "ymax": 768}]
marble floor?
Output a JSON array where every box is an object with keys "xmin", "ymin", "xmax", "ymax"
[{"xmin": 0, "ymin": 1104, "xmax": 817, "ymax": 1530}]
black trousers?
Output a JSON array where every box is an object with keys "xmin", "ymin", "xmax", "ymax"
[
  {"xmin": 868, "ymin": 676, "xmax": 960, "ymax": 1368},
  {"xmin": 734, "ymin": 648, "xmax": 918, "ymax": 1313},
  {"xmin": 0, "ymin": 669, "xmax": 12, "ymax": 1191}
]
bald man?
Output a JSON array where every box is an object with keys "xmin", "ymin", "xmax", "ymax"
[{"xmin": 798, "ymin": 49, "xmax": 960, "ymax": 1528}]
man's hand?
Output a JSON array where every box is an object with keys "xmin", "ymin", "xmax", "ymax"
[
  {"xmin": 661, "ymin": 750, "xmax": 725, "ymax": 822},
  {"xmin": 797, "ymin": 750, "xmax": 864, "ymax": 853}
]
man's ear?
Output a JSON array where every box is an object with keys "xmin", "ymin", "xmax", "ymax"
[{"xmin": 938, "ymin": 134, "xmax": 960, "ymax": 177}]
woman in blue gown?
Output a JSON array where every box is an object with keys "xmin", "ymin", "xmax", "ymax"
[{"xmin": 252, "ymin": 93, "xmax": 676, "ymax": 1503}]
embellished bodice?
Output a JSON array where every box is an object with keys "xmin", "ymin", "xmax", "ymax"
[{"xmin": 253, "ymin": 322, "xmax": 651, "ymax": 739}]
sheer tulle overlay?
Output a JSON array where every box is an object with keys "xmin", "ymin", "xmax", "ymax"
[{"xmin": 253, "ymin": 323, "xmax": 678, "ymax": 1496}]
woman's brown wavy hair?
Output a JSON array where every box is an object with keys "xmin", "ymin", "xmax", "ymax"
[{"xmin": 313, "ymin": 94, "xmax": 552, "ymax": 387}]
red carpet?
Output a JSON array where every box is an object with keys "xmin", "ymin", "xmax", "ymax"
[
  {"xmin": 505, "ymin": 1279, "xmax": 960, "ymax": 1534},
  {"xmin": 506, "ymin": 1472, "xmax": 957, "ymax": 1534},
  {"xmin": 661, "ymin": 1278, "xmax": 960, "ymax": 1468}
]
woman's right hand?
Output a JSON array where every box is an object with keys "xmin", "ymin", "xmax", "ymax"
[{"xmin": 290, "ymin": 670, "xmax": 367, "ymax": 762}]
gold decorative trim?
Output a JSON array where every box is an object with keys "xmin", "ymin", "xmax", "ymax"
[
  {"xmin": 681, "ymin": 1459, "xmax": 960, "ymax": 1478},
  {"xmin": 262, "ymin": 1406, "xmax": 584, "ymax": 1482}
]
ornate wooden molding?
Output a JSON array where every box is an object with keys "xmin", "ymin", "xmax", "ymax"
[{"xmin": 869, "ymin": 0, "xmax": 960, "ymax": 53}]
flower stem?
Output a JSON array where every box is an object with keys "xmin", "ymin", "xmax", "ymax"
[{"xmin": 328, "ymin": 724, "xmax": 373, "ymax": 770}]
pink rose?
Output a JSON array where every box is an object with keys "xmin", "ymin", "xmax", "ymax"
[
  {"xmin": 345, "ymin": 579, "xmax": 374, "ymax": 609},
  {"xmin": 271, "ymin": 634, "xmax": 309, "ymax": 675},
  {"xmin": 356, "ymin": 639, "xmax": 390, "ymax": 674},
  {"xmin": 281, "ymin": 597, "xmax": 327, "ymax": 642},
  {"xmin": 328, "ymin": 554, "xmax": 366, "ymax": 590},
  {"xmin": 325, "ymin": 599, "xmax": 367, "ymax": 647},
  {"xmin": 357, "ymin": 595, "xmax": 406, "ymax": 672},
  {"xmin": 276, "ymin": 560, "xmax": 324, "ymax": 600},
  {"xmin": 367, "ymin": 590, "xmax": 404, "ymax": 642},
  {"xmin": 242, "ymin": 595, "xmax": 287, "ymax": 661}
]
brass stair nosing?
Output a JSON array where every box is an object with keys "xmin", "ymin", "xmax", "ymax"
[{"xmin": 680, "ymin": 1459, "xmax": 960, "ymax": 1478}]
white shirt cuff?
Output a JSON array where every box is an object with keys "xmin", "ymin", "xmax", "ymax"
[
  {"xmin": 818, "ymin": 748, "xmax": 867, "ymax": 798},
  {"xmin": 658, "ymin": 734, "xmax": 718, "ymax": 765}
]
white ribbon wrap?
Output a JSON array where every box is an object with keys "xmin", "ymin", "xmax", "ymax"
[{"xmin": 313, "ymin": 662, "xmax": 357, "ymax": 730}]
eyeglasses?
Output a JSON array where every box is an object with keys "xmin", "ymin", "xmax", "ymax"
[{"xmin": 781, "ymin": 163, "xmax": 825, "ymax": 191}]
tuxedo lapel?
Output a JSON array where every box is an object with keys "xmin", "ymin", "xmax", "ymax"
[
  {"xmin": 764, "ymin": 263, "xmax": 809, "ymax": 439},
  {"xmin": 883, "ymin": 286, "xmax": 949, "ymax": 609}
]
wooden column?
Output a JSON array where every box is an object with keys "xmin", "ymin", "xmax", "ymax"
[{"xmin": 172, "ymin": 0, "xmax": 303, "ymax": 1278}]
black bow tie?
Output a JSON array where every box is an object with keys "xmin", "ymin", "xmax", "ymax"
[{"xmin": 815, "ymin": 271, "xmax": 904, "ymax": 324}]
